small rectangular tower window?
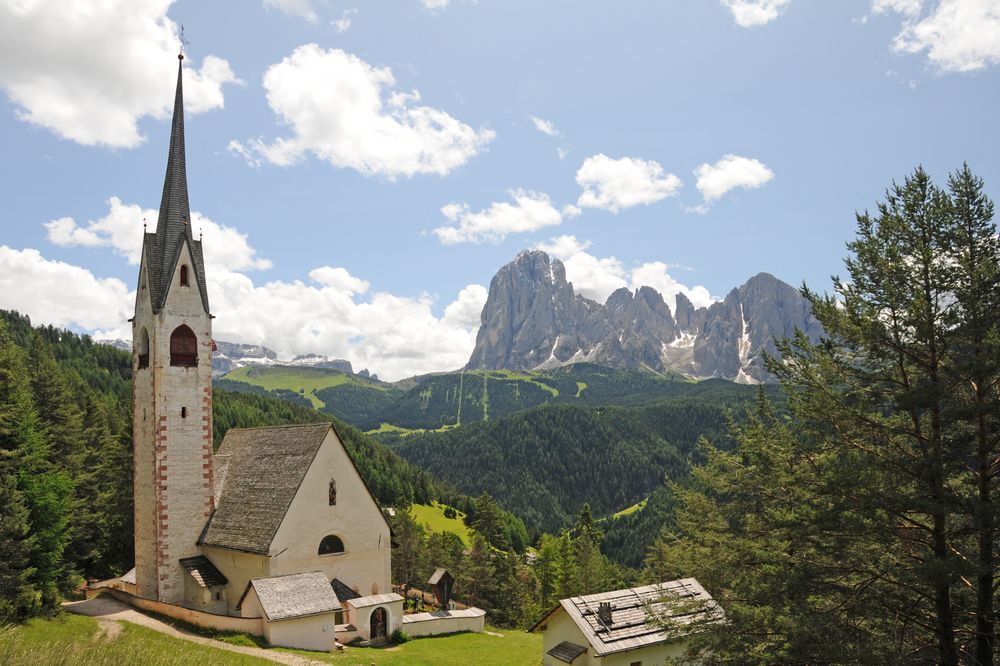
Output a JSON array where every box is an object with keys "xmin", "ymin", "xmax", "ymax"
[{"xmin": 181, "ymin": 407, "xmax": 187, "ymax": 418}]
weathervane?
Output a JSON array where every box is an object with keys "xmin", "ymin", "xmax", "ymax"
[{"xmin": 178, "ymin": 24, "xmax": 190, "ymax": 60}]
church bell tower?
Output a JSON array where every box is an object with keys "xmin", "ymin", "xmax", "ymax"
[{"xmin": 132, "ymin": 52, "xmax": 215, "ymax": 604}]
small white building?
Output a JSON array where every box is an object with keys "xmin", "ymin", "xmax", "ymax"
[
  {"xmin": 238, "ymin": 572, "xmax": 343, "ymax": 652},
  {"xmin": 530, "ymin": 578, "xmax": 721, "ymax": 666}
]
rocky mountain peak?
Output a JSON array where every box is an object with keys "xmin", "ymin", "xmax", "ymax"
[{"xmin": 466, "ymin": 251, "xmax": 824, "ymax": 383}]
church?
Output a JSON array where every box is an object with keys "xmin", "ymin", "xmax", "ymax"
[{"xmin": 117, "ymin": 51, "xmax": 403, "ymax": 651}]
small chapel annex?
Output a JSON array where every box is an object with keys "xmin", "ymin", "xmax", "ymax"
[{"xmin": 109, "ymin": 52, "xmax": 403, "ymax": 651}]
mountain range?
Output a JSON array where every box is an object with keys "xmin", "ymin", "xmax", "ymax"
[{"xmin": 466, "ymin": 250, "xmax": 823, "ymax": 383}]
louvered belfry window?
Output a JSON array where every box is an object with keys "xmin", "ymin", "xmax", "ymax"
[{"xmin": 170, "ymin": 325, "xmax": 198, "ymax": 367}]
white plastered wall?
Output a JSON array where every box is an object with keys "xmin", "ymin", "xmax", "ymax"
[
  {"xmin": 202, "ymin": 546, "xmax": 270, "ymax": 615},
  {"xmin": 538, "ymin": 608, "xmax": 692, "ymax": 666},
  {"xmin": 268, "ymin": 429, "xmax": 391, "ymax": 596}
]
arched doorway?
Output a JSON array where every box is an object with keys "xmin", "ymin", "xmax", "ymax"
[{"xmin": 370, "ymin": 607, "xmax": 388, "ymax": 643}]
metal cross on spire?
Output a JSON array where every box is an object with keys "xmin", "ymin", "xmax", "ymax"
[{"xmin": 178, "ymin": 24, "xmax": 190, "ymax": 60}]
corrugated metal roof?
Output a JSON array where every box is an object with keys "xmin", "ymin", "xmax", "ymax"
[{"xmin": 250, "ymin": 572, "xmax": 342, "ymax": 622}]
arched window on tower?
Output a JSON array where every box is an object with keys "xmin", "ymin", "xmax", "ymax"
[
  {"xmin": 137, "ymin": 327, "xmax": 150, "ymax": 369},
  {"xmin": 169, "ymin": 325, "xmax": 198, "ymax": 367},
  {"xmin": 180, "ymin": 264, "xmax": 189, "ymax": 286},
  {"xmin": 318, "ymin": 535, "xmax": 345, "ymax": 555}
]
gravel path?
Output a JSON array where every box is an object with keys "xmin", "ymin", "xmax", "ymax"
[{"xmin": 64, "ymin": 597, "xmax": 330, "ymax": 666}]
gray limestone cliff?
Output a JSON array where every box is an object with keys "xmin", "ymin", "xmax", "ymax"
[{"xmin": 466, "ymin": 252, "xmax": 822, "ymax": 383}]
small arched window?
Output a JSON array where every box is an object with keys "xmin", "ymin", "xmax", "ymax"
[
  {"xmin": 180, "ymin": 264, "xmax": 189, "ymax": 286},
  {"xmin": 318, "ymin": 535, "xmax": 345, "ymax": 555},
  {"xmin": 137, "ymin": 327, "xmax": 150, "ymax": 369},
  {"xmin": 169, "ymin": 325, "xmax": 198, "ymax": 367}
]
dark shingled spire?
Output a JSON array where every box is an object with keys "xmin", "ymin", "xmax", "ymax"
[{"xmin": 142, "ymin": 55, "xmax": 210, "ymax": 313}]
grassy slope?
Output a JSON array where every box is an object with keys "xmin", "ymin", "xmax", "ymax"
[
  {"xmin": 224, "ymin": 365, "xmax": 387, "ymax": 409},
  {"xmin": 0, "ymin": 614, "xmax": 269, "ymax": 665},
  {"xmin": 409, "ymin": 501, "xmax": 472, "ymax": 546},
  {"xmin": 0, "ymin": 614, "xmax": 540, "ymax": 666},
  {"xmin": 283, "ymin": 626, "xmax": 540, "ymax": 665},
  {"xmin": 611, "ymin": 498, "xmax": 647, "ymax": 518}
]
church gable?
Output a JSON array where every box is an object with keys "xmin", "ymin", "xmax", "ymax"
[
  {"xmin": 269, "ymin": 425, "xmax": 391, "ymax": 560},
  {"xmin": 200, "ymin": 423, "xmax": 331, "ymax": 554}
]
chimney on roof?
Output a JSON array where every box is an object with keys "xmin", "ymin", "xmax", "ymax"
[{"xmin": 597, "ymin": 602, "xmax": 613, "ymax": 626}]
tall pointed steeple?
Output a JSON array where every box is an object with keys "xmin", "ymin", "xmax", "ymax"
[
  {"xmin": 142, "ymin": 53, "xmax": 210, "ymax": 314},
  {"xmin": 156, "ymin": 54, "xmax": 192, "ymax": 250}
]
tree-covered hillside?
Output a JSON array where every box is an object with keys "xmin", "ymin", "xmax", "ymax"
[
  {"xmin": 392, "ymin": 397, "xmax": 750, "ymax": 536},
  {"xmin": 222, "ymin": 361, "xmax": 759, "ymax": 433}
]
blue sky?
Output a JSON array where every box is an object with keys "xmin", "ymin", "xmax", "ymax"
[{"xmin": 1, "ymin": 0, "xmax": 998, "ymax": 379}]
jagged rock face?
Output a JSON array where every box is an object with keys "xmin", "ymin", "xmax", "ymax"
[
  {"xmin": 467, "ymin": 250, "xmax": 611, "ymax": 370},
  {"xmin": 467, "ymin": 254, "xmax": 824, "ymax": 383},
  {"xmin": 674, "ymin": 292, "xmax": 706, "ymax": 334}
]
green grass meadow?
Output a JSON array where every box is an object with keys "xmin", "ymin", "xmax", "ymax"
[
  {"xmin": 285, "ymin": 627, "xmax": 541, "ymax": 665},
  {"xmin": 0, "ymin": 614, "xmax": 269, "ymax": 666},
  {"xmin": 409, "ymin": 501, "xmax": 473, "ymax": 545},
  {"xmin": 0, "ymin": 614, "xmax": 541, "ymax": 666}
]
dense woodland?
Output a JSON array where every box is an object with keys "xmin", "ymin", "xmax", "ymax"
[{"xmin": 391, "ymin": 399, "xmax": 742, "ymax": 537}]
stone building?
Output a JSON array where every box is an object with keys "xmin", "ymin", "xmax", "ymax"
[{"xmin": 123, "ymin": 53, "xmax": 400, "ymax": 651}]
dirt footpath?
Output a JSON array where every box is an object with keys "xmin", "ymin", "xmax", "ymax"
[{"xmin": 63, "ymin": 597, "xmax": 328, "ymax": 666}]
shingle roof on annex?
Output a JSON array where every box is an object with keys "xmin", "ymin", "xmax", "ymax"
[
  {"xmin": 249, "ymin": 572, "xmax": 342, "ymax": 622},
  {"xmin": 199, "ymin": 422, "xmax": 333, "ymax": 554},
  {"xmin": 179, "ymin": 556, "xmax": 228, "ymax": 588},
  {"xmin": 530, "ymin": 578, "xmax": 721, "ymax": 657}
]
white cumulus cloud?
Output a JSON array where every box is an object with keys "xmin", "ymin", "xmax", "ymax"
[
  {"xmin": 695, "ymin": 154, "xmax": 775, "ymax": 202},
  {"xmin": 239, "ymin": 45, "xmax": 494, "ymax": 178},
  {"xmin": 264, "ymin": 0, "xmax": 318, "ymax": 22},
  {"xmin": 0, "ymin": 0, "xmax": 240, "ymax": 149},
  {"xmin": 535, "ymin": 235, "xmax": 715, "ymax": 310},
  {"xmin": 422, "ymin": 0, "xmax": 451, "ymax": 8},
  {"xmin": 891, "ymin": 0, "xmax": 1000, "ymax": 72},
  {"xmin": 45, "ymin": 197, "xmax": 272, "ymax": 272},
  {"xmin": 720, "ymin": 0, "xmax": 792, "ymax": 27},
  {"xmin": 576, "ymin": 154, "xmax": 682, "ymax": 213},
  {"xmin": 0, "ymin": 246, "xmax": 133, "ymax": 335},
  {"xmin": 434, "ymin": 190, "xmax": 567, "ymax": 244}
]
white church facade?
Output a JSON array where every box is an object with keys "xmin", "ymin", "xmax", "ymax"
[{"xmin": 113, "ymin": 52, "xmax": 403, "ymax": 651}]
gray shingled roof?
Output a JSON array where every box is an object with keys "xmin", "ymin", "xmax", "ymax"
[
  {"xmin": 200, "ymin": 423, "xmax": 332, "ymax": 554},
  {"xmin": 331, "ymin": 578, "xmax": 361, "ymax": 603},
  {"xmin": 547, "ymin": 641, "xmax": 587, "ymax": 663},
  {"xmin": 531, "ymin": 579, "xmax": 721, "ymax": 657},
  {"xmin": 142, "ymin": 56, "xmax": 210, "ymax": 315},
  {"xmin": 179, "ymin": 556, "xmax": 228, "ymax": 588},
  {"xmin": 250, "ymin": 572, "xmax": 342, "ymax": 622},
  {"xmin": 428, "ymin": 568, "xmax": 452, "ymax": 585}
]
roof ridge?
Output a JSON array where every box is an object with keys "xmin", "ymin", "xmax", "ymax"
[{"xmin": 225, "ymin": 421, "xmax": 331, "ymax": 433}]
